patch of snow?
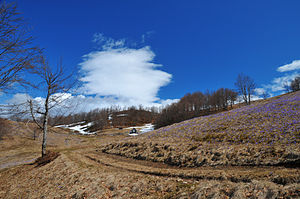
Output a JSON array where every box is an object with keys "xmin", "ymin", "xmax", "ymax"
[
  {"xmin": 125, "ymin": 125, "xmax": 144, "ymax": 130},
  {"xmin": 117, "ymin": 114, "xmax": 128, "ymax": 117},
  {"xmin": 126, "ymin": 123, "xmax": 154, "ymax": 135},
  {"xmin": 139, "ymin": 123, "xmax": 154, "ymax": 133},
  {"xmin": 55, "ymin": 124, "xmax": 68, "ymax": 128},
  {"xmin": 55, "ymin": 122, "xmax": 95, "ymax": 135},
  {"xmin": 128, "ymin": 133, "xmax": 139, "ymax": 136}
]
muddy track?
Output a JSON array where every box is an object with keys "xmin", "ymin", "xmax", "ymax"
[{"xmin": 85, "ymin": 154, "xmax": 247, "ymax": 183}]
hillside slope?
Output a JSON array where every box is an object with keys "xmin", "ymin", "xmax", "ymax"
[
  {"xmin": 0, "ymin": 92, "xmax": 299, "ymax": 198},
  {"xmin": 102, "ymin": 91, "xmax": 300, "ymax": 167}
]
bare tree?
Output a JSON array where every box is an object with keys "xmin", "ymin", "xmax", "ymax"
[
  {"xmin": 260, "ymin": 91, "xmax": 270, "ymax": 100},
  {"xmin": 283, "ymin": 81, "xmax": 291, "ymax": 93},
  {"xmin": 0, "ymin": 1, "xmax": 39, "ymax": 92},
  {"xmin": 226, "ymin": 88, "xmax": 237, "ymax": 108},
  {"xmin": 290, "ymin": 76, "xmax": 300, "ymax": 92},
  {"xmin": 28, "ymin": 56, "xmax": 75, "ymax": 156},
  {"xmin": 234, "ymin": 73, "xmax": 256, "ymax": 105}
]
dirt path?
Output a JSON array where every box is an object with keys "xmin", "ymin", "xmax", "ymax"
[
  {"xmin": 0, "ymin": 157, "xmax": 37, "ymax": 170},
  {"xmin": 0, "ymin": 146, "xmax": 40, "ymax": 170}
]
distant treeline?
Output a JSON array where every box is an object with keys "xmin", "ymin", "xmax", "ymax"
[
  {"xmin": 154, "ymin": 88, "xmax": 237, "ymax": 129},
  {"xmin": 49, "ymin": 106, "xmax": 159, "ymax": 132},
  {"xmin": 49, "ymin": 88, "xmax": 238, "ymax": 131}
]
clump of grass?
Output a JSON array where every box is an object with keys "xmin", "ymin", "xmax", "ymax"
[{"xmin": 192, "ymin": 132, "xmax": 226, "ymax": 142}]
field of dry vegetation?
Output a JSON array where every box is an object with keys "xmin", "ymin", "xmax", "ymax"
[{"xmin": 0, "ymin": 91, "xmax": 299, "ymax": 199}]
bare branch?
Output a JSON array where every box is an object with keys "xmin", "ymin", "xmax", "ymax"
[
  {"xmin": 0, "ymin": 1, "xmax": 41, "ymax": 92},
  {"xmin": 28, "ymin": 99, "xmax": 43, "ymax": 129}
]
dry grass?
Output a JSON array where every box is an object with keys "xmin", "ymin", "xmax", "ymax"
[{"xmin": 0, "ymin": 91, "xmax": 300, "ymax": 198}]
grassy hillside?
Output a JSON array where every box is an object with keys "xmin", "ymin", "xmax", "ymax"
[
  {"xmin": 102, "ymin": 91, "xmax": 300, "ymax": 167},
  {"xmin": 0, "ymin": 91, "xmax": 299, "ymax": 198}
]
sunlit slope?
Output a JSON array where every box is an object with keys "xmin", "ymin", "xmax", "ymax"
[
  {"xmin": 102, "ymin": 91, "xmax": 300, "ymax": 167},
  {"xmin": 147, "ymin": 91, "xmax": 299, "ymax": 145}
]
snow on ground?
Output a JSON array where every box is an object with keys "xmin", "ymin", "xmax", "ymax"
[
  {"xmin": 139, "ymin": 123, "xmax": 155, "ymax": 133},
  {"xmin": 128, "ymin": 133, "xmax": 139, "ymax": 136},
  {"xmin": 55, "ymin": 122, "xmax": 95, "ymax": 135},
  {"xmin": 56, "ymin": 122, "xmax": 154, "ymax": 136},
  {"xmin": 127, "ymin": 123, "xmax": 154, "ymax": 136}
]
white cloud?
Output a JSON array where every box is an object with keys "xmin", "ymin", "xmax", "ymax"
[
  {"xmin": 159, "ymin": 99, "xmax": 179, "ymax": 107},
  {"xmin": 5, "ymin": 92, "xmax": 178, "ymax": 116},
  {"xmin": 79, "ymin": 43, "xmax": 172, "ymax": 107},
  {"xmin": 277, "ymin": 60, "xmax": 300, "ymax": 72},
  {"xmin": 251, "ymin": 95, "xmax": 262, "ymax": 101},
  {"xmin": 75, "ymin": 96, "xmax": 179, "ymax": 111},
  {"xmin": 141, "ymin": 31, "xmax": 155, "ymax": 43},
  {"xmin": 258, "ymin": 59, "xmax": 300, "ymax": 96},
  {"xmin": 268, "ymin": 72, "xmax": 299, "ymax": 92},
  {"xmin": 3, "ymin": 34, "xmax": 176, "ymax": 114},
  {"xmin": 7, "ymin": 93, "xmax": 31, "ymax": 104},
  {"xmin": 254, "ymin": 88, "xmax": 266, "ymax": 95},
  {"xmin": 261, "ymin": 72, "xmax": 299, "ymax": 95},
  {"xmin": 92, "ymin": 33, "xmax": 125, "ymax": 50}
]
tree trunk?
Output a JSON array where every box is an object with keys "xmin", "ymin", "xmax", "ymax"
[
  {"xmin": 243, "ymin": 94, "xmax": 248, "ymax": 105},
  {"xmin": 248, "ymin": 93, "xmax": 251, "ymax": 105},
  {"xmin": 41, "ymin": 115, "xmax": 48, "ymax": 156},
  {"xmin": 41, "ymin": 91, "xmax": 50, "ymax": 157}
]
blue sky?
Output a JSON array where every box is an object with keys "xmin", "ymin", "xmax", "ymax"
[{"xmin": 5, "ymin": 0, "xmax": 300, "ymax": 110}]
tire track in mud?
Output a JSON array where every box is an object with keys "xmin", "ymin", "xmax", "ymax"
[
  {"xmin": 78, "ymin": 151, "xmax": 300, "ymax": 186},
  {"xmin": 84, "ymin": 154, "xmax": 235, "ymax": 183},
  {"xmin": 83, "ymin": 151, "xmax": 250, "ymax": 183}
]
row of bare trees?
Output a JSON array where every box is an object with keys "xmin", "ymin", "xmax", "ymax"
[
  {"xmin": 110, "ymin": 106, "xmax": 158, "ymax": 127},
  {"xmin": 154, "ymin": 88, "xmax": 238, "ymax": 129},
  {"xmin": 154, "ymin": 73, "xmax": 258, "ymax": 129},
  {"xmin": 50, "ymin": 105, "xmax": 158, "ymax": 132}
]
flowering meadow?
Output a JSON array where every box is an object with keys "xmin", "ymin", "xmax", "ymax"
[
  {"xmin": 146, "ymin": 91, "xmax": 299, "ymax": 146},
  {"xmin": 102, "ymin": 91, "xmax": 300, "ymax": 167}
]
